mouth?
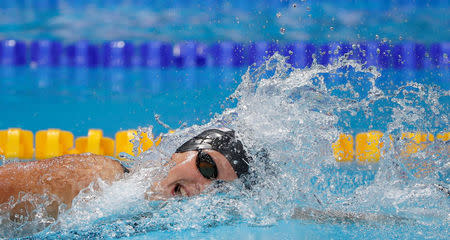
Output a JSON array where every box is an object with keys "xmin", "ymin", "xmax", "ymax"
[{"xmin": 172, "ymin": 183, "xmax": 190, "ymax": 197}]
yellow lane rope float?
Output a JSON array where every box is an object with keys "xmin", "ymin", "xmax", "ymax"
[{"xmin": 0, "ymin": 128, "xmax": 448, "ymax": 165}]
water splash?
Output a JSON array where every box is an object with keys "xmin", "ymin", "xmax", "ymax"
[{"xmin": 1, "ymin": 53, "xmax": 448, "ymax": 239}]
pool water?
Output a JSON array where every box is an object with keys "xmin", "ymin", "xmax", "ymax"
[
  {"xmin": 0, "ymin": 0, "xmax": 448, "ymax": 43},
  {"xmin": 0, "ymin": 66, "xmax": 447, "ymax": 137},
  {"xmin": 0, "ymin": 66, "xmax": 245, "ymax": 136},
  {"xmin": 1, "ymin": 55, "xmax": 448, "ymax": 239}
]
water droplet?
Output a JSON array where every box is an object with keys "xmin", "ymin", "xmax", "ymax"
[
  {"xmin": 329, "ymin": 26, "xmax": 334, "ymax": 31},
  {"xmin": 280, "ymin": 27, "xmax": 286, "ymax": 34},
  {"xmin": 276, "ymin": 12, "xmax": 282, "ymax": 18}
]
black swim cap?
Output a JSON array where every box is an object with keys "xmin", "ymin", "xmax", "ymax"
[{"xmin": 175, "ymin": 128, "xmax": 250, "ymax": 178}]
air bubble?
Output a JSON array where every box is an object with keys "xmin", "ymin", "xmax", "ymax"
[
  {"xmin": 276, "ymin": 12, "xmax": 282, "ymax": 18},
  {"xmin": 330, "ymin": 26, "xmax": 334, "ymax": 31},
  {"xmin": 280, "ymin": 27, "xmax": 286, "ymax": 34},
  {"xmin": 292, "ymin": 3, "xmax": 297, "ymax": 8}
]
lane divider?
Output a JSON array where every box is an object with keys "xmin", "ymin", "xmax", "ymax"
[
  {"xmin": 0, "ymin": 128, "xmax": 33, "ymax": 159},
  {"xmin": 331, "ymin": 133, "xmax": 354, "ymax": 162},
  {"xmin": 333, "ymin": 131, "xmax": 449, "ymax": 165},
  {"xmin": 0, "ymin": 128, "xmax": 162, "ymax": 160},
  {"xmin": 355, "ymin": 131, "xmax": 385, "ymax": 163},
  {"xmin": 35, "ymin": 129, "xmax": 74, "ymax": 159},
  {"xmin": 1, "ymin": 40, "xmax": 448, "ymax": 69},
  {"xmin": 115, "ymin": 130, "xmax": 161, "ymax": 159},
  {"xmin": 0, "ymin": 128, "xmax": 448, "ymax": 163},
  {"xmin": 73, "ymin": 129, "xmax": 114, "ymax": 156}
]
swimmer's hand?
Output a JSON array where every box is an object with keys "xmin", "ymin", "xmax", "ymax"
[{"xmin": 292, "ymin": 207, "xmax": 413, "ymax": 224}]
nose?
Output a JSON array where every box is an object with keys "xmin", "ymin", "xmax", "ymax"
[
  {"xmin": 150, "ymin": 160, "xmax": 212, "ymax": 198},
  {"xmin": 148, "ymin": 176, "xmax": 210, "ymax": 199}
]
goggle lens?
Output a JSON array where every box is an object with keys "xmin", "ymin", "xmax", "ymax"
[{"xmin": 197, "ymin": 150, "xmax": 218, "ymax": 179}]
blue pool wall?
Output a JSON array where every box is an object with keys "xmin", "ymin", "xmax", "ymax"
[{"xmin": 1, "ymin": 40, "xmax": 449, "ymax": 69}]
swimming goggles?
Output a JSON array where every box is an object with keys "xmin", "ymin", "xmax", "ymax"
[{"xmin": 196, "ymin": 150, "xmax": 218, "ymax": 179}]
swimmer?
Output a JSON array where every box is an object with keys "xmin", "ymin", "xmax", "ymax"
[
  {"xmin": 0, "ymin": 128, "xmax": 433, "ymax": 224},
  {"xmin": 0, "ymin": 128, "xmax": 250, "ymax": 221}
]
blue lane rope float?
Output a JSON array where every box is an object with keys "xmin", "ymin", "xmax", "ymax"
[{"xmin": 0, "ymin": 40, "xmax": 449, "ymax": 69}]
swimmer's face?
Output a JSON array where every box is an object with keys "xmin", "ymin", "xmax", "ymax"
[{"xmin": 153, "ymin": 150, "xmax": 238, "ymax": 198}]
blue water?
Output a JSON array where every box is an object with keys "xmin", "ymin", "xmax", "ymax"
[
  {"xmin": 1, "ymin": 57, "xmax": 449, "ymax": 240},
  {"xmin": 0, "ymin": 66, "xmax": 245, "ymax": 136},
  {"xmin": 0, "ymin": 1, "xmax": 449, "ymax": 239},
  {"xmin": 0, "ymin": 0, "xmax": 448, "ymax": 43},
  {"xmin": 1, "ymin": 67, "xmax": 448, "ymax": 137}
]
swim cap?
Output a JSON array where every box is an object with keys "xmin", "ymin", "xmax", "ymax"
[{"xmin": 175, "ymin": 128, "xmax": 250, "ymax": 178}]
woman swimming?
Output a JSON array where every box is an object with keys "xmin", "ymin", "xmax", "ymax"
[
  {"xmin": 0, "ymin": 128, "xmax": 250, "ymax": 221},
  {"xmin": 0, "ymin": 128, "xmax": 429, "ymax": 225}
]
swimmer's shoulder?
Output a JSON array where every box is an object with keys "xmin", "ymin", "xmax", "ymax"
[
  {"xmin": 59, "ymin": 153, "xmax": 129, "ymax": 174},
  {"xmin": 29, "ymin": 154, "xmax": 129, "ymax": 177},
  {"xmin": 0, "ymin": 154, "xmax": 128, "ymax": 183}
]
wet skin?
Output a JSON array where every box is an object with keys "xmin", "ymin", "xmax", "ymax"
[
  {"xmin": 0, "ymin": 154, "xmax": 126, "ymax": 221},
  {"xmin": 0, "ymin": 150, "xmax": 238, "ymax": 221}
]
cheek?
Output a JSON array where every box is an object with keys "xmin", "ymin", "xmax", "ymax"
[
  {"xmin": 164, "ymin": 159, "xmax": 203, "ymax": 183},
  {"xmin": 216, "ymin": 162, "xmax": 238, "ymax": 181}
]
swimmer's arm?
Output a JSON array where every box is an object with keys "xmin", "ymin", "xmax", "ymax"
[
  {"xmin": 292, "ymin": 207, "xmax": 412, "ymax": 224},
  {"xmin": 0, "ymin": 154, "xmax": 126, "ymax": 208}
]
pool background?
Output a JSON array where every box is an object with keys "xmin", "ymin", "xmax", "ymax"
[
  {"xmin": 1, "ymin": 0, "xmax": 448, "ymax": 137},
  {"xmin": 0, "ymin": 1, "xmax": 449, "ymax": 239},
  {"xmin": 0, "ymin": 0, "xmax": 448, "ymax": 43},
  {"xmin": 0, "ymin": 67, "xmax": 448, "ymax": 137}
]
